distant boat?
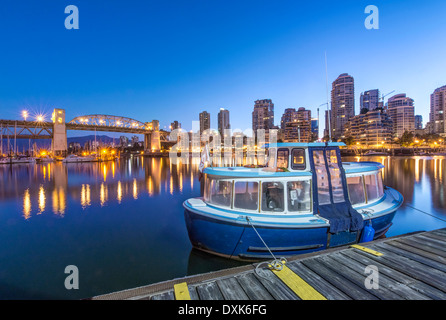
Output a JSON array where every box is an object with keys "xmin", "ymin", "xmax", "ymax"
[
  {"xmin": 37, "ymin": 155, "xmax": 54, "ymax": 163},
  {"xmin": 0, "ymin": 156, "xmax": 36, "ymax": 165},
  {"xmin": 62, "ymin": 154, "xmax": 97, "ymax": 163},
  {"xmin": 364, "ymin": 150, "xmax": 389, "ymax": 156}
]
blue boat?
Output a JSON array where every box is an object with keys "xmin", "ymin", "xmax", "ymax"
[{"xmin": 183, "ymin": 142, "xmax": 403, "ymax": 261}]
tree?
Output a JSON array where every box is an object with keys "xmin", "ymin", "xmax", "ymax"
[{"xmin": 398, "ymin": 131, "xmax": 414, "ymax": 147}]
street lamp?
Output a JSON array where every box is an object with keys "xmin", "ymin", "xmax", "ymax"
[
  {"xmin": 22, "ymin": 110, "xmax": 29, "ymax": 121},
  {"xmin": 36, "ymin": 115, "xmax": 44, "ymax": 122}
]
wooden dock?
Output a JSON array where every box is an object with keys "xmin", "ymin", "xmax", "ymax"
[{"xmin": 92, "ymin": 228, "xmax": 446, "ymax": 300}]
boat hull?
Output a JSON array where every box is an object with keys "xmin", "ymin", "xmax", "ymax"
[{"xmin": 184, "ymin": 202, "xmax": 397, "ymax": 261}]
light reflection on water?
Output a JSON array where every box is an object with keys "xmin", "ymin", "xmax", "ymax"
[{"xmin": 0, "ymin": 155, "xmax": 445, "ymax": 299}]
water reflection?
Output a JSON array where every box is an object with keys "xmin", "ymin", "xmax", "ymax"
[{"xmin": 0, "ymin": 157, "xmax": 200, "ymax": 220}]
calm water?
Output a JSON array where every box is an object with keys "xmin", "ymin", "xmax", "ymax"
[{"xmin": 0, "ymin": 155, "xmax": 445, "ymax": 299}]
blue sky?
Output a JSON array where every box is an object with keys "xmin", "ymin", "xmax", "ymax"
[{"xmin": 0, "ymin": 0, "xmax": 445, "ymax": 137}]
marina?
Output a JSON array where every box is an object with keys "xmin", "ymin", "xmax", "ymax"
[{"xmin": 92, "ymin": 228, "xmax": 446, "ymax": 300}]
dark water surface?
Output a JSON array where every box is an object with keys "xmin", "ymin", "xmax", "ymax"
[{"xmin": 0, "ymin": 155, "xmax": 445, "ymax": 299}]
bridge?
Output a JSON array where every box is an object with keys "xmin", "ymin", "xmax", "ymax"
[{"xmin": 0, "ymin": 108, "xmax": 169, "ymax": 155}]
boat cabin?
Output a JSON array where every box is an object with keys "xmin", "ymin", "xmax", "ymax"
[{"xmin": 202, "ymin": 143, "xmax": 385, "ymax": 216}]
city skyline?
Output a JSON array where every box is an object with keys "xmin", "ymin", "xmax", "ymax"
[{"xmin": 0, "ymin": 1, "xmax": 445, "ymax": 138}]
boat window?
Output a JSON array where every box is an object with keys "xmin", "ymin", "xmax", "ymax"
[
  {"xmin": 234, "ymin": 181, "xmax": 258, "ymax": 211},
  {"xmin": 287, "ymin": 180, "xmax": 311, "ymax": 212},
  {"xmin": 291, "ymin": 149, "xmax": 306, "ymax": 170},
  {"xmin": 377, "ymin": 170, "xmax": 384, "ymax": 198},
  {"xmin": 209, "ymin": 179, "xmax": 232, "ymax": 207},
  {"xmin": 261, "ymin": 181, "xmax": 284, "ymax": 212},
  {"xmin": 277, "ymin": 148, "xmax": 289, "ymax": 169},
  {"xmin": 364, "ymin": 173, "xmax": 379, "ymax": 203},
  {"xmin": 326, "ymin": 150, "xmax": 345, "ymax": 203},
  {"xmin": 347, "ymin": 176, "xmax": 366, "ymax": 205},
  {"xmin": 313, "ymin": 150, "xmax": 331, "ymax": 205}
]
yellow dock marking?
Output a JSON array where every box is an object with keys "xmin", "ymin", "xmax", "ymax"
[
  {"xmin": 271, "ymin": 263, "xmax": 327, "ymax": 300},
  {"xmin": 174, "ymin": 282, "xmax": 191, "ymax": 300},
  {"xmin": 350, "ymin": 244, "xmax": 383, "ymax": 256}
]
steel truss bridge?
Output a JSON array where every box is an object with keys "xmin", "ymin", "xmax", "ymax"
[{"xmin": 0, "ymin": 110, "xmax": 168, "ymax": 155}]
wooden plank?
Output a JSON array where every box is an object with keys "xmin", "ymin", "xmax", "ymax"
[
  {"xmin": 330, "ymin": 252, "xmax": 429, "ymax": 300},
  {"xmin": 376, "ymin": 241, "xmax": 446, "ymax": 272},
  {"xmin": 419, "ymin": 231, "xmax": 446, "ymax": 243},
  {"xmin": 316, "ymin": 255, "xmax": 401, "ymax": 300},
  {"xmin": 415, "ymin": 233, "xmax": 446, "ymax": 249},
  {"xmin": 417, "ymin": 232, "xmax": 446, "ymax": 246},
  {"xmin": 270, "ymin": 263, "xmax": 327, "ymax": 300},
  {"xmin": 301, "ymin": 257, "xmax": 378, "ymax": 300},
  {"xmin": 196, "ymin": 281, "xmax": 224, "ymax": 300},
  {"xmin": 252, "ymin": 269, "xmax": 300, "ymax": 300},
  {"xmin": 341, "ymin": 249, "xmax": 446, "ymax": 300},
  {"xmin": 287, "ymin": 261, "xmax": 351, "ymax": 300},
  {"xmin": 363, "ymin": 244, "xmax": 446, "ymax": 292},
  {"xmin": 151, "ymin": 290, "xmax": 174, "ymax": 300},
  {"xmin": 405, "ymin": 235, "xmax": 446, "ymax": 253},
  {"xmin": 431, "ymin": 229, "xmax": 446, "ymax": 237},
  {"xmin": 235, "ymin": 273, "xmax": 274, "ymax": 300},
  {"xmin": 395, "ymin": 238, "xmax": 446, "ymax": 258},
  {"xmin": 216, "ymin": 277, "xmax": 249, "ymax": 300}
]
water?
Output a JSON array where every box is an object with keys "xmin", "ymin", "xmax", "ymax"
[{"xmin": 0, "ymin": 155, "xmax": 445, "ymax": 299}]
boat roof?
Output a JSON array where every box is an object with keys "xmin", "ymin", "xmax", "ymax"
[
  {"xmin": 203, "ymin": 161, "xmax": 384, "ymax": 178},
  {"xmin": 264, "ymin": 142, "xmax": 346, "ymax": 148}
]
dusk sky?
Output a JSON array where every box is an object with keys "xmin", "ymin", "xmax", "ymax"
[{"xmin": 0, "ymin": 0, "xmax": 445, "ymax": 137}]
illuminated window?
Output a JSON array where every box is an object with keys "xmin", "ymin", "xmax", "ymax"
[{"xmin": 291, "ymin": 149, "xmax": 305, "ymax": 170}]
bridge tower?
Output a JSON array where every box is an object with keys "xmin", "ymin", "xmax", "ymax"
[
  {"xmin": 51, "ymin": 108, "xmax": 68, "ymax": 156},
  {"xmin": 144, "ymin": 120, "xmax": 160, "ymax": 153}
]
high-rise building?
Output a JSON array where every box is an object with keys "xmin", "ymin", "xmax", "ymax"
[
  {"xmin": 280, "ymin": 108, "xmax": 296, "ymax": 130},
  {"xmin": 218, "ymin": 108, "xmax": 230, "ymax": 137},
  {"xmin": 360, "ymin": 89, "xmax": 381, "ymax": 111},
  {"xmin": 414, "ymin": 115, "xmax": 423, "ymax": 130},
  {"xmin": 199, "ymin": 111, "xmax": 210, "ymax": 134},
  {"xmin": 344, "ymin": 109, "xmax": 393, "ymax": 147},
  {"xmin": 283, "ymin": 107, "xmax": 312, "ymax": 142},
  {"xmin": 387, "ymin": 94, "xmax": 415, "ymax": 138},
  {"xmin": 311, "ymin": 118, "xmax": 319, "ymax": 141},
  {"xmin": 331, "ymin": 73, "xmax": 355, "ymax": 140},
  {"xmin": 252, "ymin": 99, "xmax": 274, "ymax": 133},
  {"xmin": 430, "ymin": 85, "xmax": 446, "ymax": 136}
]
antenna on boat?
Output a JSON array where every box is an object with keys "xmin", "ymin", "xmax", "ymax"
[{"xmin": 325, "ymin": 51, "xmax": 332, "ymax": 143}]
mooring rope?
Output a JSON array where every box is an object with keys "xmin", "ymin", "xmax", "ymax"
[{"xmin": 245, "ymin": 216, "xmax": 287, "ymax": 280}]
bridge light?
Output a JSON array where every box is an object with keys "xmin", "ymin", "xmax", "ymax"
[
  {"xmin": 22, "ymin": 110, "xmax": 29, "ymax": 121},
  {"xmin": 36, "ymin": 115, "xmax": 45, "ymax": 122}
]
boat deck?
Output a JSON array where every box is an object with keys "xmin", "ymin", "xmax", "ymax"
[{"xmin": 91, "ymin": 228, "xmax": 446, "ymax": 300}]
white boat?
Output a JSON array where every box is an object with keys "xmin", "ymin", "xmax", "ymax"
[
  {"xmin": 0, "ymin": 156, "xmax": 36, "ymax": 164},
  {"xmin": 37, "ymin": 156, "xmax": 54, "ymax": 163},
  {"xmin": 62, "ymin": 154, "xmax": 97, "ymax": 163}
]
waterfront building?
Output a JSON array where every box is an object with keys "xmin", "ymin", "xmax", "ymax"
[
  {"xmin": 414, "ymin": 115, "xmax": 423, "ymax": 130},
  {"xmin": 331, "ymin": 73, "xmax": 355, "ymax": 140},
  {"xmin": 344, "ymin": 108, "xmax": 393, "ymax": 147},
  {"xmin": 430, "ymin": 85, "xmax": 446, "ymax": 136},
  {"xmin": 280, "ymin": 108, "xmax": 296, "ymax": 130},
  {"xmin": 217, "ymin": 108, "xmax": 230, "ymax": 137},
  {"xmin": 252, "ymin": 99, "xmax": 274, "ymax": 133},
  {"xmin": 360, "ymin": 89, "xmax": 381, "ymax": 112},
  {"xmin": 386, "ymin": 94, "xmax": 415, "ymax": 138},
  {"xmin": 283, "ymin": 107, "xmax": 312, "ymax": 142},
  {"xmin": 199, "ymin": 111, "xmax": 211, "ymax": 134}
]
